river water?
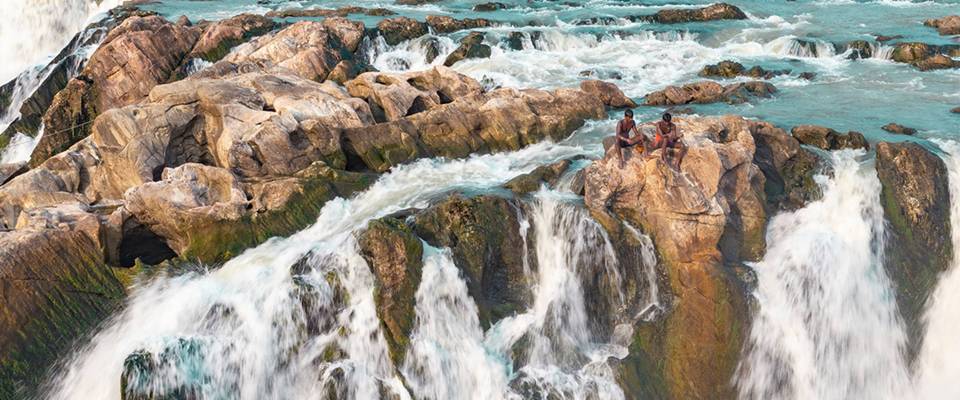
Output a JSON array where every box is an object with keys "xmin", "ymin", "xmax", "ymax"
[{"xmin": 4, "ymin": 0, "xmax": 960, "ymax": 399}]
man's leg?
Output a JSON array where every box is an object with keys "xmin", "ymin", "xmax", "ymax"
[
  {"xmin": 675, "ymin": 141, "xmax": 688, "ymax": 170},
  {"xmin": 616, "ymin": 141, "xmax": 625, "ymax": 168}
]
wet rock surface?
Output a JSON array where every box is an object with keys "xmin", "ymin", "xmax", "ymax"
[
  {"xmin": 699, "ymin": 60, "xmax": 790, "ymax": 80},
  {"xmin": 925, "ymin": 15, "xmax": 960, "ymax": 35},
  {"xmin": 580, "ymin": 80, "xmax": 637, "ymax": 108},
  {"xmin": 876, "ymin": 141, "xmax": 953, "ymax": 359},
  {"xmin": 882, "ymin": 122, "xmax": 918, "ymax": 135},
  {"xmin": 443, "ymin": 32, "xmax": 492, "ymax": 66},
  {"xmin": 584, "ymin": 115, "xmax": 766, "ymax": 399},
  {"xmin": 791, "ymin": 124, "xmax": 869, "ymax": 150}
]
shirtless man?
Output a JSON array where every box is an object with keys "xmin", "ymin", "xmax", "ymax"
[
  {"xmin": 614, "ymin": 109, "xmax": 648, "ymax": 168},
  {"xmin": 651, "ymin": 113, "xmax": 687, "ymax": 170}
]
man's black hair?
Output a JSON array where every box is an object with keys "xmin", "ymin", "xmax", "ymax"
[
  {"xmin": 624, "ymin": 109, "xmax": 634, "ymax": 117},
  {"xmin": 662, "ymin": 112, "xmax": 672, "ymax": 122}
]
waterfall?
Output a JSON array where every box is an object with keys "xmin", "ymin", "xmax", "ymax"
[
  {"xmin": 362, "ymin": 35, "xmax": 458, "ymax": 73},
  {"xmin": 0, "ymin": 126, "xmax": 42, "ymax": 164},
  {"xmin": 736, "ymin": 150, "xmax": 910, "ymax": 400},
  {"xmin": 0, "ymin": 0, "xmax": 118, "ymax": 83},
  {"xmin": 914, "ymin": 140, "xmax": 960, "ymax": 399}
]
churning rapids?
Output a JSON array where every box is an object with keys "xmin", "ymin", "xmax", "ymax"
[{"xmin": 3, "ymin": 0, "xmax": 960, "ymax": 399}]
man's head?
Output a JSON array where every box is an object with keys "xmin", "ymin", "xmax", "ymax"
[
  {"xmin": 624, "ymin": 109, "xmax": 634, "ymax": 120},
  {"xmin": 662, "ymin": 112, "xmax": 672, "ymax": 122}
]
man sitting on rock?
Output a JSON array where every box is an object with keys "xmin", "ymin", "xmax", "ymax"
[
  {"xmin": 651, "ymin": 112, "xmax": 687, "ymax": 170},
  {"xmin": 615, "ymin": 109, "xmax": 649, "ymax": 168}
]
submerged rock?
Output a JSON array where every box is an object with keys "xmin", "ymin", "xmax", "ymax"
[
  {"xmin": 882, "ymin": 122, "xmax": 917, "ymax": 135},
  {"xmin": 875, "ymin": 141, "xmax": 952, "ymax": 359},
  {"xmin": 584, "ymin": 115, "xmax": 764, "ymax": 399},
  {"xmin": 473, "ymin": 2, "xmax": 508, "ymax": 12},
  {"xmin": 413, "ymin": 194, "xmax": 532, "ymax": 326},
  {"xmin": 924, "ymin": 15, "xmax": 960, "ymax": 35},
  {"xmin": 443, "ymin": 32, "xmax": 492, "ymax": 67},
  {"xmin": 358, "ymin": 217, "xmax": 424, "ymax": 364},
  {"xmin": 643, "ymin": 80, "xmax": 777, "ymax": 106},
  {"xmin": 791, "ymin": 124, "xmax": 869, "ymax": 150}
]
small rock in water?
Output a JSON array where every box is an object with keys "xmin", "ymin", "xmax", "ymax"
[
  {"xmin": 924, "ymin": 15, "xmax": 960, "ymax": 36},
  {"xmin": 473, "ymin": 2, "xmax": 508, "ymax": 12},
  {"xmin": 882, "ymin": 123, "xmax": 918, "ymax": 135},
  {"xmin": 875, "ymin": 34, "xmax": 904, "ymax": 42},
  {"xmin": 791, "ymin": 125, "xmax": 869, "ymax": 150},
  {"xmin": 951, "ymin": 106, "xmax": 960, "ymax": 114},
  {"xmin": 798, "ymin": 72, "xmax": 817, "ymax": 80},
  {"xmin": 444, "ymin": 32, "xmax": 492, "ymax": 67}
]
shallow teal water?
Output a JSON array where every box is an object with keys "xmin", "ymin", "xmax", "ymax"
[{"xmin": 142, "ymin": 0, "xmax": 960, "ymax": 142}]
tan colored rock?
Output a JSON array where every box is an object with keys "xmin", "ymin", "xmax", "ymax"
[
  {"xmin": 925, "ymin": 15, "xmax": 960, "ymax": 35},
  {"xmin": 124, "ymin": 163, "xmax": 247, "ymax": 255},
  {"xmin": 346, "ymin": 66, "xmax": 483, "ymax": 122},
  {"xmin": 791, "ymin": 124, "xmax": 869, "ymax": 150},
  {"xmin": 443, "ymin": 32, "xmax": 492, "ymax": 67},
  {"xmin": 343, "ymin": 83, "xmax": 604, "ymax": 172},
  {"xmin": 644, "ymin": 80, "xmax": 776, "ymax": 105},
  {"xmin": 189, "ymin": 14, "xmax": 276, "ymax": 62},
  {"xmin": 579, "ymin": 80, "xmax": 637, "ymax": 108},
  {"xmin": 224, "ymin": 20, "xmax": 363, "ymax": 81},
  {"xmin": 649, "ymin": 3, "xmax": 747, "ymax": 23},
  {"xmin": 584, "ymin": 115, "xmax": 764, "ymax": 399}
]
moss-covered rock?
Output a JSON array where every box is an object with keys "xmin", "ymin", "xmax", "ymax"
[
  {"xmin": 875, "ymin": 141, "xmax": 952, "ymax": 359},
  {"xmin": 357, "ymin": 217, "xmax": 424, "ymax": 365},
  {"xmin": 0, "ymin": 228, "xmax": 126, "ymax": 399},
  {"xmin": 413, "ymin": 194, "xmax": 532, "ymax": 327}
]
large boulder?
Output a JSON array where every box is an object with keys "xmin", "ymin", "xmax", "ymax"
[
  {"xmin": 425, "ymin": 15, "xmax": 492, "ymax": 34},
  {"xmin": 647, "ymin": 3, "xmax": 747, "ymax": 24},
  {"xmin": 358, "ymin": 217, "xmax": 424, "ymax": 364},
  {"xmin": 891, "ymin": 42, "xmax": 960, "ymax": 70},
  {"xmin": 35, "ymin": 15, "xmax": 201, "ymax": 166},
  {"xmin": 346, "ymin": 66, "xmax": 483, "ymax": 123},
  {"xmin": 579, "ymin": 80, "xmax": 637, "ymax": 108},
  {"xmin": 875, "ymin": 141, "xmax": 952, "ymax": 358},
  {"xmin": 790, "ymin": 124, "xmax": 869, "ymax": 150},
  {"xmin": 377, "ymin": 17, "xmax": 428, "ymax": 46},
  {"xmin": 223, "ymin": 20, "xmax": 365, "ymax": 82},
  {"xmin": 343, "ymin": 82, "xmax": 605, "ymax": 172},
  {"xmin": 925, "ymin": 15, "xmax": 960, "ymax": 35},
  {"xmin": 749, "ymin": 121, "xmax": 821, "ymax": 211},
  {"xmin": 643, "ymin": 81, "xmax": 776, "ymax": 105},
  {"xmin": 187, "ymin": 14, "xmax": 277, "ymax": 63},
  {"xmin": 443, "ymin": 32, "xmax": 492, "ymax": 67},
  {"xmin": 412, "ymin": 194, "xmax": 532, "ymax": 326},
  {"xmin": 584, "ymin": 115, "xmax": 763, "ymax": 399}
]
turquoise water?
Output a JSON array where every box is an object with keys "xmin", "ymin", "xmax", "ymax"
[{"xmin": 138, "ymin": 0, "xmax": 960, "ymax": 141}]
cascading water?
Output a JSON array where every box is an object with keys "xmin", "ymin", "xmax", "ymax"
[
  {"xmin": 0, "ymin": 0, "xmax": 118, "ymax": 83},
  {"xmin": 736, "ymin": 151, "xmax": 911, "ymax": 400},
  {"xmin": 41, "ymin": 142, "xmax": 658, "ymax": 400},
  {"xmin": 914, "ymin": 140, "xmax": 960, "ymax": 400}
]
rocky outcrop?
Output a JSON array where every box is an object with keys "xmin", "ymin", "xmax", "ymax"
[
  {"xmin": 425, "ymin": 15, "xmax": 492, "ymax": 34},
  {"xmin": 876, "ymin": 141, "xmax": 952, "ymax": 358},
  {"xmin": 443, "ymin": 32, "xmax": 492, "ymax": 66},
  {"xmin": 503, "ymin": 159, "xmax": 572, "ymax": 195},
  {"xmin": 377, "ymin": 17, "xmax": 428, "ymax": 46},
  {"xmin": 925, "ymin": 15, "xmax": 960, "ymax": 35},
  {"xmin": 646, "ymin": 3, "xmax": 747, "ymax": 24},
  {"xmin": 358, "ymin": 217, "xmax": 424, "ymax": 364},
  {"xmin": 265, "ymin": 6, "xmax": 396, "ymax": 18},
  {"xmin": 346, "ymin": 66, "xmax": 483, "ymax": 123},
  {"xmin": 187, "ymin": 14, "xmax": 276, "ymax": 63},
  {"xmin": 790, "ymin": 124, "xmax": 869, "ymax": 150},
  {"xmin": 35, "ymin": 15, "xmax": 202, "ymax": 166},
  {"xmin": 750, "ymin": 122, "xmax": 822, "ymax": 211},
  {"xmin": 882, "ymin": 122, "xmax": 917, "ymax": 135},
  {"xmin": 891, "ymin": 42, "xmax": 960, "ymax": 70},
  {"xmin": 413, "ymin": 194, "xmax": 532, "ymax": 326},
  {"xmin": 223, "ymin": 19, "xmax": 365, "ymax": 81},
  {"xmin": 643, "ymin": 81, "xmax": 777, "ymax": 106},
  {"xmin": 343, "ymin": 80, "xmax": 605, "ymax": 172},
  {"xmin": 584, "ymin": 115, "xmax": 765, "ymax": 399},
  {"xmin": 580, "ymin": 80, "xmax": 637, "ymax": 108},
  {"xmin": 698, "ymin": 60, "xmax": 790, "ymax": 80}
]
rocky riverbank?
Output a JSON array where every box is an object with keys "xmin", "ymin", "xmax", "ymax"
[{"xmin": 1, "ymin": 4, "xmax": 957, "ymax": 400}]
